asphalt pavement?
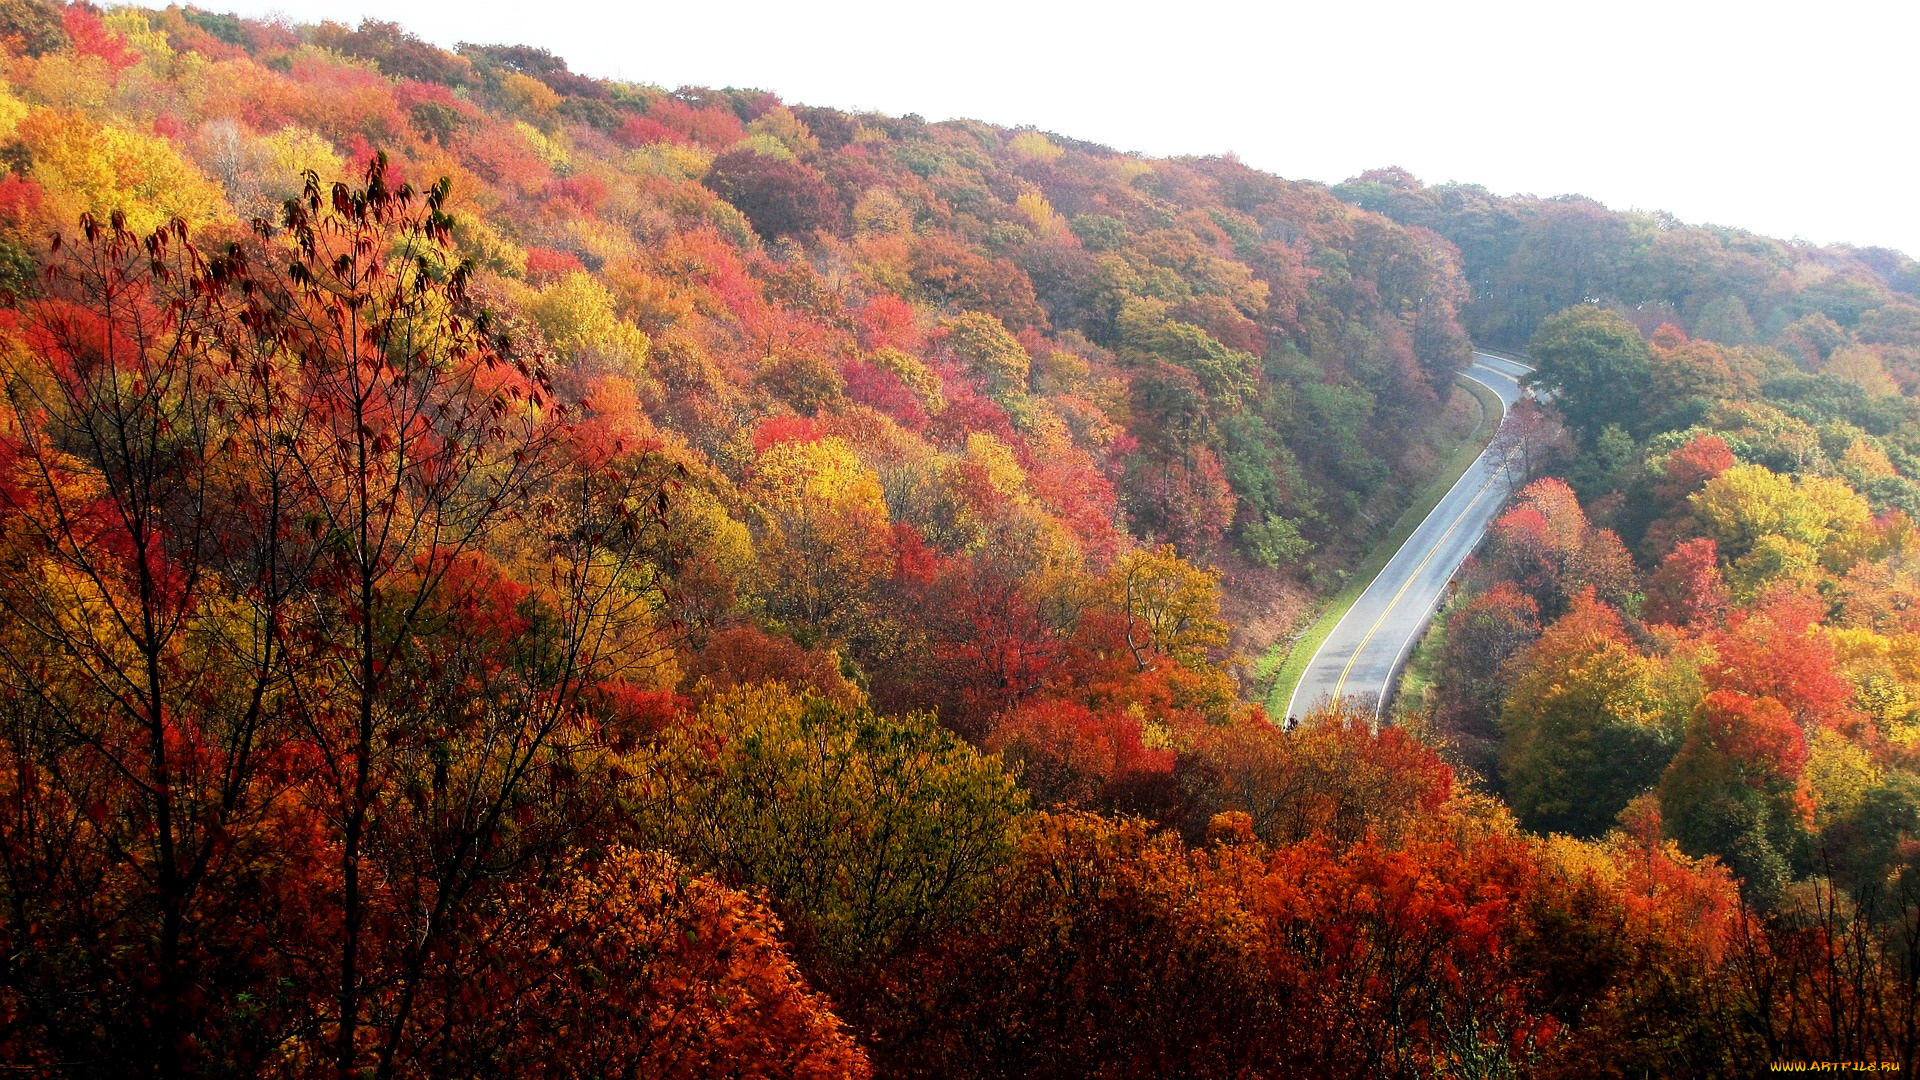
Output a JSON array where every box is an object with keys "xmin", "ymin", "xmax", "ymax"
[{"xmin": 1282, "ymin": 353, "xmax": 1531, "ymax": 721}]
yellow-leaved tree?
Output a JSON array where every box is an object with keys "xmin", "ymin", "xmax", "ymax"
[
  {"xmin": 19, "ymin": 109, "xmax": 228, "ymax": 232},
  {"xmin": 526, "ymin": 270, "xmax": 651, "ymax": 376},
  {"xmin": 1691, "ymin": 463, "xmax": 1869, "ymax": 557},
  {"xmin": 746, "ymin": 436, "xmax": 894, "ymax": 643},
  {"xmin": 628, "ymin": 684, "xmax": 1026, "ymax": 979},
  {"xmin": 1104, "ymin": 544, "xmax": 1230, "ymax": 673}
]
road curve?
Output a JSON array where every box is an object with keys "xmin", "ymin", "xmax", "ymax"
[{"xmin": 1283, "ymin": 353, "xmax": 1532, "ymax": 721}]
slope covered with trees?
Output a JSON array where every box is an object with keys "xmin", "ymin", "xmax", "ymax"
[
  {"xmin": 1347, "ymin": 131, "xmax": 1920, "ymax": 1077},
  {"xmin": 0, "ymin": 3, "xmax": 1912, "ymax": 1076},
  {"xmin": 1424, "ymin": 300, "xmax": 1920, "ymax": 1066},
  {"xmin": 1337, "ymin": 166, "xmax": 1920, "ymax": 369}
]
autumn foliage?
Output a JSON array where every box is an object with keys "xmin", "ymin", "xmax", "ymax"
[
  {"xmin": 0, "ymin": 3, "xmax": 1912, "ymax": 1076},
  {"xmin": 435, "ymin": 848, "xmax": 871, "ymax": 1079},
  {"xmin": 1424, "ymin": 299, "xmax": 1920, "ymax": 1067},
  {"xmin": 880, "ymin": 802, "xmax": 1748, "ymax": 1079}
]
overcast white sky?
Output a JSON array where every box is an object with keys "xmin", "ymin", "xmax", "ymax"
[{"xmin": 214, "ymin": 0, "xmax": 1918, "ymax": 257}]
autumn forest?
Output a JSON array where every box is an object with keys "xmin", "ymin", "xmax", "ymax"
[{"xmin": 0, "ymin": 4, "xmax": 1917, "ymax": 1077}]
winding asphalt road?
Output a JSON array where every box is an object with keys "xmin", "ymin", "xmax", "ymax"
[{"xmin": 1283, "ymin": 353, "xmax": 1532, "ymax": 720}]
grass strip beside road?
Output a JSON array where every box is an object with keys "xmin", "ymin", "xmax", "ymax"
[
  {"xmin": 1259, "ymin": 373, "xmax": 1505, "ymax": 717},
  {"xmin": 1474, "ymin": 346, "xmax": 1533, "ymax": 366},
  {"xmin": 1389, "ymin": 595, "xmax": 1451, "ymax": 723}
]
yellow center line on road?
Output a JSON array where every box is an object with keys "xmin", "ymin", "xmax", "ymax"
[
  {"xmin": 1328, "ymin": 468, "xmax": 1502, "ymax": 703},
  {"xmin": 1285, "ymin": 358, "xmax": 1526, "ymax": 720}
]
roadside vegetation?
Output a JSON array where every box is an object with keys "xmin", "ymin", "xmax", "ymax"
[{"xmin": 0, "ymin": 4, "xmax": 1916, "ymax": 1073}]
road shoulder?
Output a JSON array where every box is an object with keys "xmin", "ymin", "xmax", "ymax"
[{"xmin": 1260, "ymin": 369, "xmax": 1506, "ymax": 718}]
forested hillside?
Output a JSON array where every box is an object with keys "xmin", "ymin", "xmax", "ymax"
[
  {"xmin": 1418, "ymin": 301, "xmax": 1920, "ymax": 1065},
  {"xmin": 0, "ymin": 3, "xmax": 1912, "ymax": 1076},
  {"xmin": 1338, "ymin": 166, "xmax": 1920, "ymax": 361},
  {"xmin": 1345, "ymin": 172, "xmax": 1920, "ymax": 1069}
]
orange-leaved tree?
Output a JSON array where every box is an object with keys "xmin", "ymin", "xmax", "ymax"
[
  {"xmin": 428, "ymin": 847, "xmax": 872, "ymax": 1079},
  {"xmin": 0, "ymin": 158, "xmax": 687, "ymax": 1077}
]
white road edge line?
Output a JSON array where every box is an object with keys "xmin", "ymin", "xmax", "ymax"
[
  {"xmin": 1368, "ymin": 365, "xmax": 1521, "ymax": 716},
  {"xmin": 1281, "ymin": 356, "xmax": 1527, "ymax": 722}
]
